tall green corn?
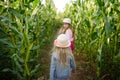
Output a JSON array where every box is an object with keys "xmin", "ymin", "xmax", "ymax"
[
  {"xmin": 0, "ymin": 0, "xmax": 59, "ymax": 79},
  {"xmin": 63, "ymin": 0, "xmax": 120, "ymax": 79}
]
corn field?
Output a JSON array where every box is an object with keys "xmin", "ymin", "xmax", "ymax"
[{"xmin": 0, "ymin": 0, "xmax": 120, "ymax": 80}]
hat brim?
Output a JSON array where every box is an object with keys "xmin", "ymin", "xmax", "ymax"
[
  {"xmin": 63, "ymin": 21, "xmax": 71, "ymax": 24},
  {"xmin": 54, "ymin": 40, "xmax": 71, "ymax": 48}
]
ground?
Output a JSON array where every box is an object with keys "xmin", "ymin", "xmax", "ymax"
[
  {"xmin": 70, "ymin": 53, "xmax": 96, "ymax": 80},
  {"xmin": 38, "ymin": 45, "xmax": 96, "ymax": 80}
]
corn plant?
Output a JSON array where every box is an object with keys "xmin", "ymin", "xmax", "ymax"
[
  {"xmin": 63, "ymin": 0, "xmax": 120, "ymax": 79},
  {"xmin": 0, "ymin": 0, "xmax": 59, "ymax": 80}
]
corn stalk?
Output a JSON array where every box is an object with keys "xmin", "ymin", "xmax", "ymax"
[{"xmin": 63, "ymin": 0, "xmax": 120, "ymax": 79}]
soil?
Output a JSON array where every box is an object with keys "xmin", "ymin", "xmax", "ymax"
[
  {"xmin": 70, "ymin": 53, "xmax": 96, "ymax": 80},
  {"xmin": 38, "ymin": 45, "xmax": 96, "ymax": 80}
]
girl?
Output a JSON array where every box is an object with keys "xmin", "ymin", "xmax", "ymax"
[
  {"xmin": 50, "ymin": 34, "xmax": 76, "ymax": 80},
  {"xmin": 58, "ymin": 18, "xmax": 75, "ymax": 53}
]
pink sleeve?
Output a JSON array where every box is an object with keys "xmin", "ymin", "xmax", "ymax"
[{"xmin": 65, "ymin": 29, "xmax": 73, "ymax": 41}]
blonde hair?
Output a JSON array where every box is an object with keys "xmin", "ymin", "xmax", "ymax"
[
  {"xmin": 54, "ymin": 46, "xmax": 73, "ymax": 67},
  {"xmin": 58, "ymin": 24, "xmax": 70, "ymax": 35},
  {"xmin": 57, "ymin": 24, "xmax": 75, "ymax": 39}
]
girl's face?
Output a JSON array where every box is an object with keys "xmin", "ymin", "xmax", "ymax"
[{"xmin": 63, "ymin": 23, "xmax": 70, "ymax": 28}]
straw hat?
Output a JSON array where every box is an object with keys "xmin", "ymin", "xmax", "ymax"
[
  {"xmin": 63, "ymin": 18, "xmax": 71, "ymax": 24},
  {"xmin": 54, "ymin": 34, "xmax": 71, "ymax": 48}
]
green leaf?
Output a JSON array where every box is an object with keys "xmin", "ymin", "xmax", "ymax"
[
  {"xmin": 31, "ymin": 6, "xmax": 40, "ymax": 17},
  {"xmin": 104, "ymin": 17, "xmax": 111, "ymax": 37},
  {"xmin": 91, "ymin": 32, "xmax": 98, "ymax": 40},
  {"xmin": 114, "ymin": 2, "xmax": 120, "ymax": 6},
  {"xmin": 11, "ymin": 54, "xmax": 24, "ymax": 72},
  {"xmin": 2, "ymin": 68, "xmax": 23, "ymax": 79},
  {"xmin": 90, "ymin": 39, "xmax": 98, "ymax": 45},
  {"xmin": 0, "ymin": 15, "xmax": 11, "ymax": 24},
  {"xmin": 98, "ymin": 42, "xmax": 104, "ymax": 62},
  {"xmin": 84, "ymin": 19, "xmax": 90, "ymax": 27},
  {"xmin": 2, "ymin": 68, "xmax": 11, "ymax": 72},
  {"xmin": 9, "ymin": 26, "xmax": 23, "ymax": 39},
  {"xmin": 33, "ymin": 0, "xmax": 39, "ymax": 8},
  {"xmin": 31, "ymin": 45, "xmax": 40, "ymax": 50},
  {"xmin": 0, "ymin": 39, "xmax": 14, "ymax": 48},
  {"xmin": 31, "ymin": 64, "xmax": 40, "ymax": 75},
  {"xmin": 117, "ymin": 49, "xmax": 120, "ymax": 57},
  {"xmin": 0, "ymin": 29, "xmax": 9, "ymax": 37},
  {"xmin": 8, "ymin": 8, "xmax": 22, "ymax": 18}
]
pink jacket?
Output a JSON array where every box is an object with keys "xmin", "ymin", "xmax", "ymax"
[{"xmin": 65, "ymin": 28, "xmax": 73, "ymax": 41}]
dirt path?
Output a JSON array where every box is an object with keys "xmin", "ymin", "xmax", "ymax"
[
  {"xmin": 38, "ymin": 46, "xmax": 96, "ymax": 80},
  {"xmin": 70, "ymin": 53, "xmax": 96, "ymax": 80}
]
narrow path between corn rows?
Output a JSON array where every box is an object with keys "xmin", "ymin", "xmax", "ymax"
[{"xmin": 37, "ymin": 46, "xmax": 96, "ymax": 80}]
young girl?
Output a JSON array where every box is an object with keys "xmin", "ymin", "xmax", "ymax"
[
  {"xmin": 50, "ymin": 34, "xmax": 76, "ymax": 80},
  {"xmin": 58, "ymin": 18, "xmax": 75, "ymax": 53}
]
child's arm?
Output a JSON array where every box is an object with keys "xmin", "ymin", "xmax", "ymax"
[
  {"xmin": 70, "ymin": 55, "xmax": 76, "ymax": 72},
  {"xmin": 65, "ymin": 29, "xmax": 73, "ymax": 41},
  {"xmin": 50, "ymin": 55, "xmax": 56, "ymax": 80}
]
